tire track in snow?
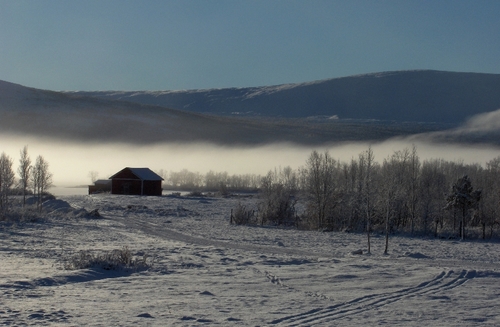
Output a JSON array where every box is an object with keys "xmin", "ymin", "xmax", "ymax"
[{"xmin": 270, "ymin": 269, "xmax": 475, "ymax": 326}]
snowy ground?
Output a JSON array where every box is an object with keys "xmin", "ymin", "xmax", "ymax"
[{"xmin": 1, "ymin": 193, "xmax": 500, "ymax": 326}]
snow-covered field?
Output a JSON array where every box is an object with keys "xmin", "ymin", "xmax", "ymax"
[{"xmin": 1, "ymin": 193, "xmax": 500, "ymax": 326}]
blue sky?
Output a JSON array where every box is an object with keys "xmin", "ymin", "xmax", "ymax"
[{"xmin": 1, "ymin": 0, "xmax": 499, "ymax": 91}]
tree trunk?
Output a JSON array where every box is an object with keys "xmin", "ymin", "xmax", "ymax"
[
  {"xmin": 453, "ymin": 211, "xmax": 457, "ymax": 235},
  {"xmin": 384, "ymin": 226, "xmax": 389, "ymax": 255},
  {"xmin": 461, "ymin": 207, "xmax": 466, "ymax": 240},
  {"xmin": 384, "ymin": 206, "xmax": 390, "ymax": 254},
  {"xmin": 367, "ymin": 218, "xmax": 371, "ymax": 254}
]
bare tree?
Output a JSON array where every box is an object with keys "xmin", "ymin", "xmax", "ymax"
[
  {"xmin": 302, "ymin": 151, "xmax": 341, "ymax": 230},
  {"xmin": 168, "ymin": 169, "xmax": 203, "ymax": 190},
  {"xmin": 18, "ymin": 145, "xmax": 31, "ymax": 206},
  {"xmin": 381, "ymin": 156, "xmax": 397, "ymax": 254},
  {"xmin": 360, "ymin": 147, "xmax": 375, "ymax": 254},
  {"xmin": 380, "ymin": 149, "xmax": 411, "ymax": 254},
  {"xmin": 0, "ymin": 152, "xmax": 15, "ymax": 216},
  {"xmin": 336, "ymin": 159, "xmax": 360, "ymax": 231},
  {"xmin": 259, "ymin": 166, "xmax": 298, "ymax": 226},
  {"xmin": 32, "ymin": 155, "xmax": 53, "ymax": 211},
  {"xmin": 482, "ymin": 156, "xmax": 500, "ymax": 238},
  {"xmin": 420, "ymin": 159, "xmax": 447, "ymax": 236},
  {"xmin": 88, "ymin": 170, "xmax": 99, "ymax": 184},
  {"xmin": 408, "ymin": 145, "xmax": 421, "ymax": 234}
]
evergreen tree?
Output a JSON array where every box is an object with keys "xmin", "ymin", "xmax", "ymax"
[{"xmin": 446, "ymin": 175, "xmax": 481, "ymax": 240}]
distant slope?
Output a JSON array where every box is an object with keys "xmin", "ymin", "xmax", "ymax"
[
  {"xmin": 0, "ymin": 80, "xmax": 445, "ymax": 145},
  {"xmin": 70, "ymin": 70, "xmax": 500, "ymax": 124}
]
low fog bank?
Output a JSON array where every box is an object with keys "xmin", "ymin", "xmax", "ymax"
[
  {"xmin": 0, "ymin": 134, "xmax": 498, "ymax": 188},
  {"xmin": 409, "ymin": 108, "xmax": 500, "ymax": 144}
]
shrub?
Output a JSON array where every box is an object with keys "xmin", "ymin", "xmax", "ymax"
[
  {"xmin": 231, "ymin": 203, "xmax": 255, "ymax": 225},
  {"xmin": 0, "ymin": 206, "xmax": 42, "ymax": 223},
  {"xmin": 187, "ymin": 191, "xmax": 204, "ymax": 197},
  {"xmin": 64, "ymin": 247, "xmax": 151, "ymax": 271},
  {"xmin": 259, "ymin": 167, "xmax": 298, "ymax": 226}
]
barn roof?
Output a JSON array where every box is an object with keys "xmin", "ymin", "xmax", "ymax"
[
  {"xmin": 109, "ymin": 167, "xmax": 164, "ymax": 181},
  {"xmin": 95, "ymin": 179, "xmax": 111, "ymax": 185}
]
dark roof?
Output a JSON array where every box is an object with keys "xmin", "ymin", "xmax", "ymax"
[
  {"xmin": 109, "ymin": 167, "xmax": 164, "ymax": 181},
  {"xmin": 95, "ymin": 179, "xmax": 111, "ymax": 185}
]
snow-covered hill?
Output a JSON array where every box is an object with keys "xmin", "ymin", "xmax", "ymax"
[
  {"xmin": 0, "ymin": 79, "xmax": 446, "ymax": 145},
  {"xmin": 2, "ymin": 71, "xmax": 500, "ymax": 146},
  {"xmin": 70, "ymin": 70, "xmax": 500, "ymax": 123}
]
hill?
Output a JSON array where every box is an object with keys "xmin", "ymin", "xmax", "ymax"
[
  {"xmin": 0, "ymin": 80, "xmax": 443, "ymax": 146},
  {"xmin": 69, "ymin": 70, "xmax": 500, "ymax": 124}
]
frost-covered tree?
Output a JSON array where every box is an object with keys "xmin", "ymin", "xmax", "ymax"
[
  {"xmin": 205, "ymin": 170, "xmax": 229, "ymax": 192},
  {"xmin": 88, "ymin": 170, "xmax": 99, "ymax": 184},
  {"xmin": 31, "ymin": 155, "xmax": 53, "ymax": 211},
  {"xmin": 380, "ymin": 153, "xmax": 403, "ymax": 254},
  {"xmin": 420, "ymin": 159, "xmax": 447, "ymax": 236},
  {"xmin": 445, "ymin": 175, "xmax": 481, "ymax": 240},
  {"xmin": 372, "ymin": 146, "xmax": 419, "ymax": 252},
  {"xmin": 301, "ymin": 151, "xmax": 342, "ymax": 230},
  {"xmin": 408, "ymin": 145, "xmax": 421, "ymax": 234},
  {"xmin": 477, "ymin": 157, "xmax": 500, "ymax": 238},
  {"xmin": 259, "ymin": 166, "xmax": 298, "ymax": 226},
  {"xmin": 360, "ymin": 147, "xmax": 376, "ymax": 254},
  {"xmin": 168, "ymin": 169, "xmax": 203, "ymax": 190},
  {"xmin": 0, "ymin": 152, "xmax": 15, "ymax": 215},
  {"xmin": 336, "ymin": 159, "xmax": 363, "ymax": 231},
  {"xmin": 18, "ymin": 146, "xmax": 31, "ymax": 206}
]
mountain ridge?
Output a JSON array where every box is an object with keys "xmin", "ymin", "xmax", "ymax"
[
  {"xmin": 0, "ymin": 77, "xmax": 446, "ymax": 145},
  {"xmin": 2, "ymin": 70, "xmax": 500, "ymax": 146},
  {"xmin": 67, "ymin": 70, "xmax": 500, "ymax": 124}
]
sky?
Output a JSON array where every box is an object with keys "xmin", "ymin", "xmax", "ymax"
[{"xmin": 1, "ymin": 0, "xmax": 499, "ymax": 91}]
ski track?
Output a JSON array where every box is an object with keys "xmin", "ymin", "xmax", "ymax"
[{"xmin": 270, "ymin": 269, "xmax": 475, "ymax": 326}]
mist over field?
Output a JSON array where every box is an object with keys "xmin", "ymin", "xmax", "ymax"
[{"xmin": 1, "ymin": 133, "xmax": 498, "ymax": 188}]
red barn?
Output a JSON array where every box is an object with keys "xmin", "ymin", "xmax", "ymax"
[{"xmin": 109, "ymin": 168, "xmax": 163, "ymax": 196}]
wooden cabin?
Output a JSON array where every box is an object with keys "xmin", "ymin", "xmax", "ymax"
[{"xmin": 109, "ymin": 167, "xmax": 163, "ymax": 196}]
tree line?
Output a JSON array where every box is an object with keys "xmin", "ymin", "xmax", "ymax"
[
  {"xmin": 0, "ymin": 146, "xmax": 53, "ymax": 218},
  {"xmin": 158, "ymin": 169, "xmax": 262, "ymax": 193},
  {"xmin": 236, "ymin": 145, "xmax": 500, "ymax": 243}
]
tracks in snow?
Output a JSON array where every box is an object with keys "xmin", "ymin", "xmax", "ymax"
[
  {"xmin": 106, "ymin": 211, "xmax": 478, "ymax": 326},
  {"xmin": 270, "ymin": 269, "xmax": 476, "ymax": 326},
  {"xmin": 111, "ymin": 215, "xmax": 327, "ymax": 258}
]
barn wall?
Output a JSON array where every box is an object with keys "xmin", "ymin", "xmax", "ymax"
[
  {"xmin": 111, "ymin": 179, "xmax": 142, "ymax": 195},
  {"xmin": 143, "ymin": 180, "xmax": 162, "ymax": 196}
]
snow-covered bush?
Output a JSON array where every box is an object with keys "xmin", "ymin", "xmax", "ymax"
[
  {"xmin": 64, "ymin": 247, "xmax": 151, "ymax": 271},
  {"xmin": 231, "ymin": 203, "xmax": 255, "ymax": 225},
  {"xmin": 187, "ymin": 191, "xmax": 204, "ymax": 197},
  {"xmin": 258, "ymin": 167, "xmax": 298, "ymax": 226},
  {"xmin": 0, "ymin": 206, "xmax": 42, "ymax": 223}
]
